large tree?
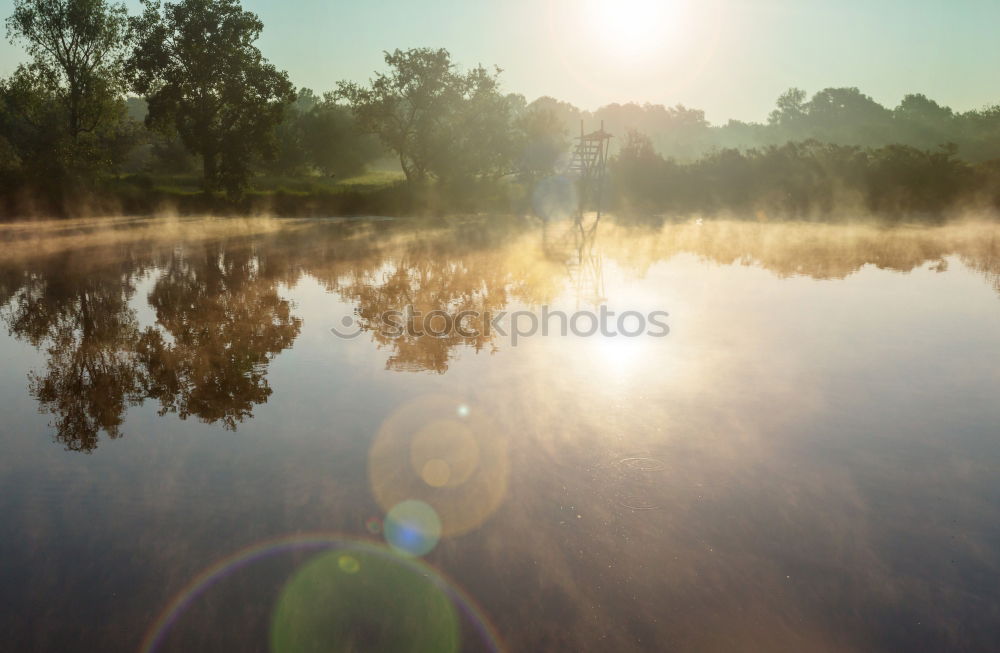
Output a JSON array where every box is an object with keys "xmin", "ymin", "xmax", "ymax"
[
  {"xmin": 338, "ymin": 48, "xmax": 528, "ymax": 186},
  {"xmin": 337, "ymin": 48, "xmax": 457, "ymax": 184},
  {"xmin": 428, "ymin": 65, "xmax": 520, "ymax": 184},
  {"xmin": 129, "ymin": 0, "xmax": 294, "ymax": 195},
  {"xmin": 3, "ymin": 0, "xmax": 131, "ymax": 176}
]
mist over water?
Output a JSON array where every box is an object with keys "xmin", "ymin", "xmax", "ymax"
[{"xmin": 1, "ymin": 216, "xmax": 999, "ymax": 652}]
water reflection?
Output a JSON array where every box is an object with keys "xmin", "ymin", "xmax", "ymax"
[
  {"xmin": 1, "ymin": 216, "xmax": 1000, "ymax": 652},
  {"xmin": 1, "ymin": 217, "xmax": 999, "ymax": 452},
  {"xmin": 138, "ymin": 243, "xmax": 301, "ymax": 429},
  {"xmin": 1, "ymin": 249, "xmax": 149, "ymax": 450},
  {"xmin": 0, "ymin": 235, "xmax": 302, "ymax": 451}
]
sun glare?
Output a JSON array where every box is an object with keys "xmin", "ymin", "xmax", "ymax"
[{"xmin": 586, "ymin": 0, "xmax": 674, "ymax": 58}]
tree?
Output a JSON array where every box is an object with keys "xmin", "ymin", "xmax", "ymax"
[
  {"xmin": 612, "ymin": 129, "xmax": 675, "ymax": 210},
  {"xmin": 513, "ymin": 96, "xmax": 568, "ymax": 182},
  {"xmin": 338, "ymin": 48, "xmax": 526, "ymax": 186},
  {"xmin": 337, "ymin": 48, "xmax": 458, "ymax": 184},
  {"xmin": 894, "ymin": 94, "xmax": 955, "ymax": 150},
  {"xmin": 129, "ymin": 0, "xmax": 295, "ymax": 195},
  {"xmin": 768, "ymin": 88, "xmax": 808, "ymax": 130},
  {"xmin": 429, "ymin": 65, "xmax": 520, "ymax": 184},
  {"xmin": 4, "ymin": 0, "xmax": 131, "ymax": 177},
  {"xmin": 304, "ymin": 93, "xmax": 382, "ymax": 178},
  {"xmin": 268, "ymin": 88, "xmax": 316, "ymax": 176},
  {"xmin": 268, "ymin": 88, "xmax": 382, "ymax": 178},
  {"xmin": 803, "ymin": 87, "xmax": 892, "ymax": 145},
  {"xmin": 957, "ymin": 105, "xmax": 1000, "ymax": 162},
  {"xmin": 6, "ymin": 0, "xmax": 129, "ymax": 142},
  {"xmin": 529, "ymin": 95, "xmax": 583, "ymax": 136},
  {"xmin": 0, "ymin": 70, "xmax": 67, "ymax": 177}
]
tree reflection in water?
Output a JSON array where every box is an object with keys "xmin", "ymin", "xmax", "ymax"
[
  {"xmin": 3, "ymin": 254, "xmax": 147, "ymax": 451},
  {"xmin": 0, "ymin": 227, "xmax": 305, "ymax": 451},
  {"xmin": 1, "ymin": 216, "xmax": 998, "ymax": 452},
  {"xmin": 138, "ymin": 243, "xmax": 301, "ymax": 429}
]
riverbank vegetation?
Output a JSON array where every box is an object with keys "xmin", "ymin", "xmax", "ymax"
[{"xmin": 2, "ymin": 0, "xmax": 1000, "ymax": 220}]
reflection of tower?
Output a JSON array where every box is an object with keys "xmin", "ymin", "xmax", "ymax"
[
  {"xmin": 541, "ymin": 219, "xmax": 606, "ymax": 309},
  {"xmin": 568, "ymin": 120, "xmax": 613, "ymax": 223}
]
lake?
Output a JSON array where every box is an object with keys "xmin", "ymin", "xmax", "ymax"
[{"xmin": 1, "ymin": 216, "xmax": 998, "ymax": 652}]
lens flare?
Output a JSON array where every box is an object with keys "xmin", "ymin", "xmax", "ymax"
[
  {"xmin": 411, "ymin": 419, "xmax": 480, "ymax": 489},
  {"xmin": 337, "ymin": 554, "xmax": 361, "ymax": 574},
  {"xmin": 139, "ymin": 534, "xmax": 505, "ymax": 653},
  {"xmin": 384, "ymin": 500, "xmax": 442, "ymax": 557},
  {"xmin": 271, "ymin": 547, "xmax": 458, "ymax": 653},
  {"xmin": 421, "ymin": 459, "xmax": 452, "ymax": 487},
  {"xmin": 369, "ymin": 396, "xmax": 509, "ymax": 537}
]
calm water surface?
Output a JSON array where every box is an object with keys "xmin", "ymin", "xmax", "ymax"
[{"xmin": 1, "ymin": 217, "xmax": 999, "ymax": 652}]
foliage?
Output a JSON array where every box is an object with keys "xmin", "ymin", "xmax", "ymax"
[
  {"xmin": 336, "ymin": 48, "xmax": 457, "ymax": 184},
  {"xmin": 543, "ymin": 87, "xmax": 1000, "ymax": 164},
  {"xmin": 513, "ymin": 97, "xmax": 570, "ymax": 183},
  {"xmin": 426, "ymin": 65, "xmax": 519, "ymax": 184},
  {"xmin": 337, "ymin": 48, "xmax": 565, "ymax": 186},
  {"xmin": 268, "ymin": 88, "xmax": 383, "ymax": 178},
  {"xmin": 2, "ymin": 0, "xmax": 133, "ymax": 180},
  {"xmin": 612, "ymin": 136, "xmax": 981, "ymax": 218},
  {"xmin": 129, "ymin": 0, "xmax": 294, "ymax": 196}
]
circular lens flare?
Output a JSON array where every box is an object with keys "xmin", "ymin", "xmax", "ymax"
[
  {"xmin": 385, "ymin": 500, "xmax": 442, "ymax": 557},
  {"xmin": 369, "ymin": 396, "xmax": 509, "ymax": 537},
  {"xmin": 410, "ymin": 419, "xmax": 481, "ymax": 489},
  {"xmin": 272, "ymin": 547, "xmax": 459, "ymax": 653},
  {"xmin": 139, "ymin": 535, "xmax": 505, "ymax": 653}
]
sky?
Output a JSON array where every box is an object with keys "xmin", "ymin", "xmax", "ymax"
[{"xmin": 1, "ymin": 0, "xmax": 998, "ymax": 124}]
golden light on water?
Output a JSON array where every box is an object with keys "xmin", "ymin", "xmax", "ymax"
[
  {"xmin": 4, "ymin": 216, "xmax": 1000, "ymax": 650},
  {"xmin": 590, "ymin": 335, "xmax": 647, "ymax": 377}
]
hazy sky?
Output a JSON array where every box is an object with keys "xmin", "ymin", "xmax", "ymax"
[{"xmin": 1, "ymin": 0, "xmax": 998, "ymax": 124}]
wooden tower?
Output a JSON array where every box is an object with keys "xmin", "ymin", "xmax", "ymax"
[{"xmin": 568, "ymin": 120, "xmax": 613, "ymax": 222}]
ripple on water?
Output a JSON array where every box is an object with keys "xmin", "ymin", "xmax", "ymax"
[{"xmin": 618, "ymin": 457, "xmax": 668, "ymax": 472}]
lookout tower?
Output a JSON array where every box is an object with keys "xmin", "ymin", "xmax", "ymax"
[{"xmin": 568, "ymin": 120, "xmax": 613, "ymax": 221}]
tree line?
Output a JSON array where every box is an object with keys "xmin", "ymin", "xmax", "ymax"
[
  {"xmin": 0, "ymin": 0, "xmax": 568, "ymax": 203},
  {"xmin": 612, "ymin": 133, "xmax": 1000, "ymax": 218},
  {"xmin": 1, "ymin": 0, "xmax": 1000, "ymax": 218},
  {"xmin": 538, "ymin": 88, "xmax": 1000, "ymax": 164}
]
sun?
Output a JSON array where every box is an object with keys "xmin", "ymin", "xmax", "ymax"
[{"xmin": 586, "ymin": 0, "xmax": 674, "ymax": 58}]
